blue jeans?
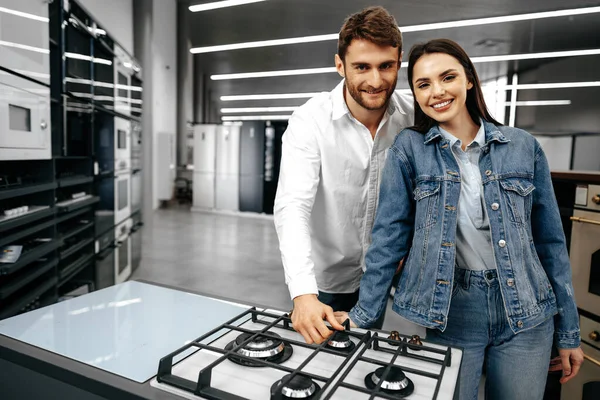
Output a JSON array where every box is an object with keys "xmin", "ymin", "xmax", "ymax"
[
  {"xmin": 318, "ymin": 290, "xmax": 386, "ymax": 329},
  {"xmin": 426, "ymin": 268, "xmax": 554, "ymax": 400}
]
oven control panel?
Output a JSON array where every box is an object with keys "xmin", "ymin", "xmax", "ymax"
[{"xmin": 575, "ymin": 184, "xmax": 600, "ymax": 212}]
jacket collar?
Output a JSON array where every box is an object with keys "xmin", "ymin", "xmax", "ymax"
[{"xmin": 424, "ymin": 119, "xmax": 510, "ymax": 145}]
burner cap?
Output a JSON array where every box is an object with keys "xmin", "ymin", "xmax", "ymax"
[
  {"xmin": 326, "ymin": 332, "xmax": 355, "ymax": 352},
  {"xmin": 225, "ymin": 331, "xmax": 293, "ymax": 367},
  {"xmin": 365, "ymin": 366, "xmax": 414, "ymax": 397},
  {"xmin": 271, "ymin": 374, "xmax": 321, "ymax": 399},
  {"xmin": 235, "ymin": 332, "xmax": 284, "ymax": 358}
]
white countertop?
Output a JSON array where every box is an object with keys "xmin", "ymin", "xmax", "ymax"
[{"xmin": 0, "ymin": 281, "xmax": 249, "ymax": 383}]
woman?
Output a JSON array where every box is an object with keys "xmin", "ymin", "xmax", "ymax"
[{"xmin": 336, "ymin": 39, "xmax": 584, "ymax": 400}]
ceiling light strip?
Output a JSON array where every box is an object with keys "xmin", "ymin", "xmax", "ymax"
[
  {"xmin": 222, "ymin": 115, "xmax": 291, "ymax": 121},
  {"xmin": 504, "ymin": 100, "xmax": 572, "ymax": 106},
  {"xmin": 191, "ymin": 6, "xmax": 600, "ymax": 54},
  {"xmin": 189, "ymin": 0, "xmax": 266, "ymax": 13},
  {"xmin": 0, "ymin": 40, "xmax": 49, "ymax": 54},
  {"xmin": 0, "ymin": 6, "xmax": 49, "ymax": 22},
  {"xmin": 221, "ymin": 106, "xmax": 298, "ymax": 113},
  {"xmin": 211, "ymin": 49, "xmax": 600, "ymax": 80},
  {"xmin": 221, "ymin": 92, "xmax": 320, "ymax": 101}
]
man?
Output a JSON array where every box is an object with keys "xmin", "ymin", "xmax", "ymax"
[{"xmin": 273, "ymin": 6, "xmax": 413, "ymax": 345}]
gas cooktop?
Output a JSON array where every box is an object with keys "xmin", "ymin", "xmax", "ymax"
[{"xmin": 150, "ymin": 308, "xmax": 462, "ymax": 400}]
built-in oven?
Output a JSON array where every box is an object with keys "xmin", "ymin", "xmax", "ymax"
[
  {"xmin": 114, "ymin": 218, "xmax": 132, "ymax": 284},
  {"xmin": 115, "ymin": 116, "xmax": 131, "ymax": 163},
  {"xmin": 114, "ymin": 164, "xmax": 131, "ymax": 225},
  {"xmin": 0, "ymin": 75, "xmax": 50, "ymax": 160},
  {"xmin": 562, "ymin": 315, "xmax": 600, "ymax": 400},
  {"xmin": 569, "ymin": 184, "xmax": 600, "ymax": 317},
  {"xmin": 94, "ymin": 228, "xmax": 115, "ymax": 290},
  {"xmin": 114, "ymin": 45, "xmax": 132, "ymax": 116}
]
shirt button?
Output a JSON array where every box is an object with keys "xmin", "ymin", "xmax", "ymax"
[
  {"xmin": 485, "ymin": 170, "xmax": 492, "ymax": 176},
  {"xmin": 507, "ymin": 278, "xmax": 515, "ymax": 287},
  {"xmin": 491, "ymin": 203, "xmax": 499, "ymax": 210},
  {"xmin": 517, "ymin": 321, "xmax": 523, "ymax": 328},
  {"xmin": 498, "ymin": 239, "xmax": 506, "ymax": 248}
]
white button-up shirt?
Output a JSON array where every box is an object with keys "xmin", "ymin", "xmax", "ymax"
[{"xmin": 274, "ymin": 80, "xmax": 414, "ymax": 299}]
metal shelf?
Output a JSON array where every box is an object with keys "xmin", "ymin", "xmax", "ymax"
[
  {"xmin": 57, "ymin": 176, "xmax": 93, "ymax": 188},
  {"xmin": 60, "ymin": 221, "xmax": 94, "ymax": 243},
  {"xmin": 56, "ymin": 206, "xmax": 92, "ymax": 225},
  {"xmin": 60, "ymin": 237, "xmax": 94, "ymax": 260},
  {"xmin": 0, "ymin": 207, "xmax": 54, "ymax": 234},
  {"xmin": 59, "ymin": 253, "xmax": 94, "ymax": 286},
  {"xmin": 56, "ymin": 195, "xmax": 99, "ymax": 214},
  {"xmin": 0, "ymin": 182, "xmax": 56, "ymax": 201},
  {"xmin": 0, "ymin": 218, "xmax": 56, "ymax": 249},
  {"xmin": 0, "ymin": 277, "xmax": 58, "ymax": 320},
  {"xmin": 0, "ymin": 239, "xmax": 62, "ymax": 276},
  {"xmin": 0, "ymin": 258, "xmax": 58, "ymax": 300}
]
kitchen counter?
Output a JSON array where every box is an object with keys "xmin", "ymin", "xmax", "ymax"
[{"xmin": 0, "ymin": 281, "xmax": 259, "ymax": 400}]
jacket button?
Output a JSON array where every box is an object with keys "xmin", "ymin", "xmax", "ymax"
[
  {"xmin": 485, "ymin": 170, "xmax": 492, "ymax": 176},
  {"xmin": 498, "ymin": 239, "xmax": 506, "ymax": 248},
  {"xmin": 491, "ymin": 202, "xmax": 499, "ymax": 211},
  {"xmin": 507, "ymin": 278, "xmax": 515, "ymax": 287},
  {"xmin": 517, "ymin": 321, "xmax": 523, "ymax": 328}
]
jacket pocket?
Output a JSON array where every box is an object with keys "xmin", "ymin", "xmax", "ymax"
[
  {"xmin": 413, "ymin": 180, "xmax": 441, "ymax": 231},
  {"xmin": 499, "ymin": 178, "xmax": 535, "ymax": 224}
]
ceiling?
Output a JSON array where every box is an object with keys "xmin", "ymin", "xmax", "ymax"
[{"xmin": 180, "ymin": 0, "xmax": 600, "ymax": 121}]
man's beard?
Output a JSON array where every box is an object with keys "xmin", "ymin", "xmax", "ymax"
[{"xmin": 345, "ymin": 76, "xmax": 397, "ymax": 111}]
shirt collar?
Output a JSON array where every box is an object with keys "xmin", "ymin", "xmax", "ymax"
[
  {"xmin": 331, "ymin": 79, "xmax": 404, "ymax": 121},
  {"xmin": 438, "ymin": 119, "xmax": 486, "ymax": 149}
]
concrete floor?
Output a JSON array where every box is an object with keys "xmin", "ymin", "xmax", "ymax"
[{"xmin": 131, "ymin": 208, "xmax": 425, "ymax": 335}]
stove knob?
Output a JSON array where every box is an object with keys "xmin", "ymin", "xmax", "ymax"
[
  {"xmin": 592, "ymin": 195, "xmax": 600, "ymax": 205},
  {"xmin": 408, "ymin": 334, "xmax": 423, "ymax": 346},
  {"xmin": 388, "ymin": 331, "xmax": 401, "ymax": 341},
  {"xmin": 590, "ymin": 331, "xmax": 600, "ymax": 342}
]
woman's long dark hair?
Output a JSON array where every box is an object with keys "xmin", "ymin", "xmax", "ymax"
[{"xmin": 407, "ymin": 39, "xmax": 501, "ymax": 134}]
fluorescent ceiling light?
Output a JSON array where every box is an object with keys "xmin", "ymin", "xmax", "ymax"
[
  {"xmin": 505, "ymin": 81, "xmax": 600, "ymax": 90},
  {"xmin": 211, "ymin": 49, "xmax": 600, "ymax": 80},
  {"xmin": 222, "ymin": 115, "xmax": 291, "ymax": 121},
  {"xmin": 0, "ymin": 40, "xmax": 49, "ymax": 54},
  {"xmin": 0, "ymin": 6, "xmax": 49, "ymax": 22},
  {"xmin": 505, "ymin": 100, "xmax": 572, "ymax": 106},
  {"xmin": 221, "ymin": 92, "xmax": 320, "ymax": 101},
  {"xmin": 189, "ymin": 0, "xmax": 266, "ymax": 13},
  {"xmin": 212, "ymin": 67, "xmax": 336, "ymax": 80},
  {"xmin": 191, "ymin": 6, "xmax": 600, "ymax": 54},
  {"xmin": 221, "ymin": 106, "xmax": 298, "ymax": 113},
  {"xmin": 65, "ymin": 52, "xmax": 113, "ymax": 65}
]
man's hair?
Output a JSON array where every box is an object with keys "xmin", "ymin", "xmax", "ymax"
[{"xmin": 338, "ymin": 6, "xmax": 402, "ymax": 62}]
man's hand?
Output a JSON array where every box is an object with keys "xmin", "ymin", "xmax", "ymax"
[
  {"xmin": 333, "ymin": 311, "xmax": 357, "ymax": 328},
  {"xmin": 291, "ymin": 294, "xmax": 344, "ymax": 344},
  {"xmin": 558, "ymin": 347, "xmax": 585, "ymax": 384}
]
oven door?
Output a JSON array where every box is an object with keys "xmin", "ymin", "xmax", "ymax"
[
  {"xmin": 114, "ymin": 46, "xmax": 132, "ymax": 115},
  {"xmin": 561, "ymin": 315, "xmax": 600, "ymax": 400},
  {"xmin": 0, "ymin": 77, "xmax": 50, "ymax": 160},
  {"xmin": 114, "ymin": 218, "xmax": 132, "ymax": 284},
  {"xmin": 114, "ymin": 117, "xmax": 131, "ymax": 162},
  {"xmin": 131, "ymin": 170, "xmax": 142, "ymax": 214},
  {"xmin": 114, "ymin": 171, "xmax": 131, "ymax": 224},
  {"xmin": 570, "ymin": 209, "xmax": 600, "ymax": 317}
]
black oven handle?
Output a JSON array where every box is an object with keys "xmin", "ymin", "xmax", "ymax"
[{"xmin": 570, "ymin": 216, "xmax": 600, "ymax": 226}]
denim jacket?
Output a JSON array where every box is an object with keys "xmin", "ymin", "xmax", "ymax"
[{"xmin": 349, "ymin": 120, "xmax": 581, "ymax": 349}]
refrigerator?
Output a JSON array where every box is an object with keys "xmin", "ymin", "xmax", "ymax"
[
  {"xmin": 215, "ymin": 125, "xmax": 241, "ymax": 211},
  {"xmin": 193, "ymin": 124, "xmax": 217, "ymax": 209},
  {"xmin": 239, "ymin": 122, "xmax": 265, "ymax": 213}
]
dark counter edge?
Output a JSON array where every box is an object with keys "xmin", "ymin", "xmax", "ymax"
[{"xmin": 0, "ymin": 280, "xmax": 276, "ymax": 400}]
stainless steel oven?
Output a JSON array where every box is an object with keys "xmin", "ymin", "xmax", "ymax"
[
  {"xmin": 562, "ymin": 315, "xmax": 600, "ymax": 400},
  {"xmin": 114, "ymin": 218, "xmax": 132, "ymax": 284},
  {"xmin": 570, "ymin": 184, "xmax": 600, "ymax": 317},
  {"xmin": 114, "ymin": 166, "xmax": 131, "ymax": 225},
  {"xmin": 114, "ymin": 45, "xmax": 132, "ymax": 116},
  {"xmin": 115, "ymin": 117, "xmax": 131, "ymax": 165},
  {"xmin": 0, "ymin": 75, "xmax": 50, "ymax": 160}
]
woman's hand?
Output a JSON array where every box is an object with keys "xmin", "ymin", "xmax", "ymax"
[
  {"xmin": 558, "ymin": 347, "xmax": 585, "ymax": 384},
  {"xmin": 333, "ymin": 311, "xmax": 358, "ymax": 328}
]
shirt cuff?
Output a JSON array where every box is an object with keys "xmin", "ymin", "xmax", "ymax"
[
  {"xmin": 288, "ymin": 275, "xmax": 319, "ymax": 300},
  {"xmin": 555, "ymin": 331, "xmax": 581, "ymax": 349},
  {"xmin": 349, "ymin": 303, "xmax": 374, "ymax": 329}
]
